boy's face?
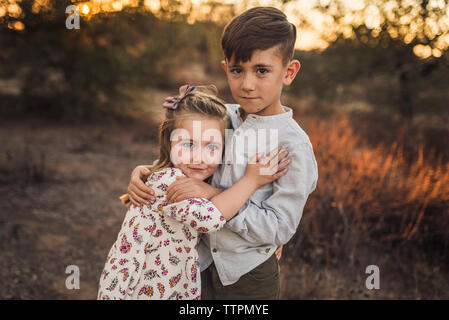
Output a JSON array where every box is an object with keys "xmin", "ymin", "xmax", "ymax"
[{"xmin": 222, "ymin": 45, "xmax": 300, "ymax": 117}]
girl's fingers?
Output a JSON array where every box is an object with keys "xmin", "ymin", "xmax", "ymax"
[
  {"xmin": 273, "ymin": 158, "xmax": 290, "ymax": 172},
  {"xmin": 249, "ymin": 151, "xmax": 264, "ymax": 164},
  {"xmin": 272, "ymin": 168, "xmax": 288, "ymax": 180},
  {"xmin": 261, "ymin": 146, "xmax": 283, "ymax": 165},
  {"xmin": 269, "ymin": 150, "xmax": 288, "ymax": 169}
]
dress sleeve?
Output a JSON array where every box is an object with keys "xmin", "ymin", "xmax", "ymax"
[
  {"xmin": 161, "ymin": 198, "xmax": 226, "ymax": 233},
  {"xmin": 148, "ymin": 167, "xmax": 226, "ymax": 233}
]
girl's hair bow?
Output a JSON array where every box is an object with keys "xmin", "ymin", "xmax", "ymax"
[{"xmin": 162, "ymin": 85, "xmax": 196, "ymax": 110}]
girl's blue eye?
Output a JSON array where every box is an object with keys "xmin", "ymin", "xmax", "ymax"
[
  {"xmin": 182, "ymin": 142, "xmax": 194, "ymax": 148},
  {"xmin": 207, "ymin": 144, "xmax": 219, "ymax": 151}
]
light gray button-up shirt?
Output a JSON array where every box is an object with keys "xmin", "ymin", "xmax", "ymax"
[{"xmin": 198, "ymin": 104, "xmax": 318, "ymax": 286}]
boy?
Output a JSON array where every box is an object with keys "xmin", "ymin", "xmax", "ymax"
[{"xmin": 126, "ymin": 7, "xmax": 318, "ymax": 299}]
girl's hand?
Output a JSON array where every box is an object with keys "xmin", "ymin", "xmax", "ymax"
[
  {"xmin": 244, "ymin": 146, "xmax": 290, "ymax": 189},
  {"xmin": 166, "ymin": 177, "xmax": 222, "ymax": 204},
  {"xmin": 128, "ymin": 165, "xmax": 156, "ymax": 207},
  {"xmin": 275, "ymin": 245, "xmax": 283, "ymax": 261}
]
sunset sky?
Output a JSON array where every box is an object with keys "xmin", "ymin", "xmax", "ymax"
[{"xmin": 1, "ymin": 0, "xmax": 448, "ymax": 57}]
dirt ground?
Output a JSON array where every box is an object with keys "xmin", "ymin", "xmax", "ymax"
[
  {"xmin": 1, "ymin": 115, "xmax": 448, "ymax": 300},
  {"xmin": 0, "ymin": 117, "xmax": 161, "ymax": 299}
]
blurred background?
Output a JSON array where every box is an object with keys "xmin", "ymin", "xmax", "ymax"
[{"xmin": 1, "ymin": 0, "xmax": 448, "ymax": 299}]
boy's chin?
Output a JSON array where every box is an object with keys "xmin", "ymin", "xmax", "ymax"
[{"xmin": 238, "ymin": 101, "xmax": 265, "ymax": 114}]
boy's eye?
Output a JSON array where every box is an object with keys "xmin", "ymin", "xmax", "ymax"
[
  {"xmin": 257, "ymin": 68, "xmax": 268, "ymax": 74},
  {"xmin": 230, "ymin": 68, "xmax": 242, "ymax": 74}
]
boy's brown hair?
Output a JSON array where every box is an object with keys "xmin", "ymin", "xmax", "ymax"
[{"xmin": 221, "ymin": 7, "xmax": 296, "ymax": 66}]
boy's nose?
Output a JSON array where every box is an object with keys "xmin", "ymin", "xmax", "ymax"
[{"xmin": 241, "ymin": 74, "xmax": 256, "ymax": 92}]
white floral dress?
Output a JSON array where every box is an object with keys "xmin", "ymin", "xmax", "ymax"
[{"xmin": 97, "ymin": 167, "xmax": 226, "ymax": 300}]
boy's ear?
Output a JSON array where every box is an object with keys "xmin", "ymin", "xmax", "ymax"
[
  {"xmin": 221, "ymin": 60, "xmax": 227, "ymax": 72},
  {"xmin": 283, "ymin": 59, "xmax": 301, "ymax": 86}
]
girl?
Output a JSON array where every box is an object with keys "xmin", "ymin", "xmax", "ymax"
[{"xmin": 97, "ymin": 85, "xmax": 289, "ymax": 300}]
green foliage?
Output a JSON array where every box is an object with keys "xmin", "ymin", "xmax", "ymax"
[
  {"xmin": 288, "ymin": 24, "xmax": 449, "ymax": 119},
  {"xmin": 0, "ymin": 1, "xmax": 225, "ymax": 119}
]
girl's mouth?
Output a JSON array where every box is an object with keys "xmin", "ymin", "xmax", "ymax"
[{"xmin": 188, "ymin": 167, "xmax": 206, "ymax": 171}]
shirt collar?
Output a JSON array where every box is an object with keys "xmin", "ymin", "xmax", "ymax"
[{"xmin": 236, "ymin": 105, "xmax": 293, "ymax": 125}]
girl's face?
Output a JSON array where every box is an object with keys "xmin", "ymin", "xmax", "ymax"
[{"xmin": 170, "ymin": 116, "xmax": 224, "ymax": 181}]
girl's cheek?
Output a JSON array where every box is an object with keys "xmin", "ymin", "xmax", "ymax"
[
  {"xmin": 207, "ymin": 164, "xmax": 219, "ymax": 173},
  {"xmin": 170, "ymin": 145, "xmax": 192, "ymax": 165},
  {"xmin": 202, "ymin": 150, "xmax": 222, "ymax": 165}
]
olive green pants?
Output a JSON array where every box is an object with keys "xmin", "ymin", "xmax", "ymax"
[{"xmin": 201, "ymin": 253, "xmax": 280, "ymax": 300}]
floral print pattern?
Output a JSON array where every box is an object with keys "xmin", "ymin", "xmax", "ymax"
[{"xmin": 98, "ymin": 167, "xmax": 225, "ymax": 300}]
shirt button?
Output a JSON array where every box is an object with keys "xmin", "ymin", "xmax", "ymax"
[
  {"xmin": 265, "ymin": 248, "xmax": 270, "ymax": 253},
  {"xmin": 212, "ymin": 248, "xmax": 218, "ymax": 253}
]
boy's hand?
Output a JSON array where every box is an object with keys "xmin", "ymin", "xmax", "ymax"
[
  {"xmin": 166, "ymin": 177, "xmax": 221, "ymax": 204},
  {"xmin": 128, "ymin": 165, "xmax": 156, "ymax": 207},
  {"xmin": 275, "ymin": 245, "xmax": 283, "ymax": 261},
  {"xmin": 244, "ymin": 146, "xmax": 290, "ymax": 188}
]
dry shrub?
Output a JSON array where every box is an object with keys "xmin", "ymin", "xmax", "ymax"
[{"xmin": 288, "ymin": 115, "xmax": 449, "ymax": 267}]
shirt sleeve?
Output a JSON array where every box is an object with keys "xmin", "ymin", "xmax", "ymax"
[
  {"xmin": 150, "ymin": 167, "xmax": 226, "ymax": 233},
  {"xmin": 162, "ymin": 198, "xmax": 226, "ymax": 234},
  {"xmin": 224, "ymin": 143, "xmax": 318, "ymax": 246}
]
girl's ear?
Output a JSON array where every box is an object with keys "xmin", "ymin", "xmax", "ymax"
[
  {"xmin": 283, "ymin": 59, "xmax": 301, "ymax": 86},
  {"xmin": 221, "ymin": 60, "xmax": 227, "ymax": 73}
]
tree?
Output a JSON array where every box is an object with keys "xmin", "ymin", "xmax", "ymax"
[{"xmin": 305, "ymin": 0, "xmax": 449, "ymax": 119}]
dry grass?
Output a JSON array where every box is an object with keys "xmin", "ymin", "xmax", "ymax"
[
  {"xmin": 1, "ymin": 110, "xmax": 448, "ymax": 299},
  {"xmin": 280, "ymin": 114, "xmax": 449, "ymax": 299}
]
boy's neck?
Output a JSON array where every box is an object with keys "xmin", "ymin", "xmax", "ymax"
[{"xmin": 240, "ymin": 100, "xmax": 285, "ymax": 121}]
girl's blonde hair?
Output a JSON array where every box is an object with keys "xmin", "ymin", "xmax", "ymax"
[
  {"xmin": 148, "ymin": 84, "xmax": 230, "ymax": 178},
  {"xmin": 120, "ymin": 85, "xmax": 229, "ymax": 206}
]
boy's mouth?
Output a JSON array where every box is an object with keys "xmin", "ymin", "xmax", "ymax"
[{"xmin": 240, "ymin": 96, "xmax": 259, "ymax": 100}]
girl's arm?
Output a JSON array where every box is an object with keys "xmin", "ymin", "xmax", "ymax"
[
  {"xmin": 211, "ymin": 147, "xmax": 290, "ymax": 221},
  {"xmin": 152, "ymin": 167, "xmax": 226, "ymax": 233},
  {"xmin": 161, "ymin": 198, "xmax": 226, "ymax": 233}
]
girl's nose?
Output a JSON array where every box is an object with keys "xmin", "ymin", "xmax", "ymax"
[{"xmin": 192, "ymin": 148, "xmax": 202, "ymax": 164}]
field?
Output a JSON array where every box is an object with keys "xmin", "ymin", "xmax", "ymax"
[{"xmin": 1, "ymin": 86, "xmax": 447, "ymax": 299}]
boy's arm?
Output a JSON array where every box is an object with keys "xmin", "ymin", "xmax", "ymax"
[
  {"xmin": 224, "ymin": 143, "xmax": 318, "ymax": 246},
  {"xmin": 127, "ymin": 165, "xmax": 157, "ymax": 207}
]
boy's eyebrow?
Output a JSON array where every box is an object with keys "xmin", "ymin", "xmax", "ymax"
[
  {"xmin": 228, "ymin": 63, "xmax": 273, "ymax": 68},
  {"xmin": 254, "ymin": 64, "xmax": 273, "ymax": 68}
]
